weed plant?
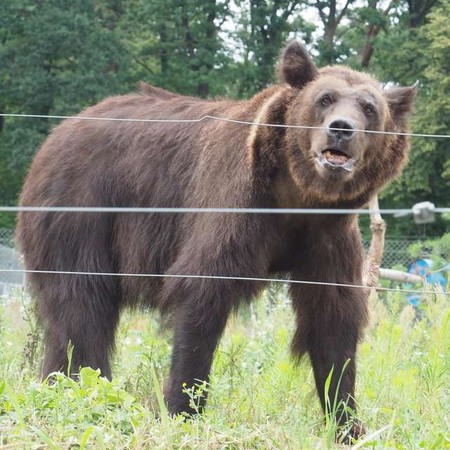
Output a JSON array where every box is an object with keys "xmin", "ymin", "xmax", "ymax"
[{"xmin": 0, "ymin": 286, "xmax": 449, "ymax": 449}]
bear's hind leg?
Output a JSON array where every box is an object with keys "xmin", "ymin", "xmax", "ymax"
[
  {"xmin": 36, "ymin": 274, "xmax": 120, "ymax": 380},
  {"xmin": 163, "ymin": 283, "xmax": 233, "ymax": 416},
  {"xmin": 162, "ymin": 273, "xmax": 265, "ymax": 416}
]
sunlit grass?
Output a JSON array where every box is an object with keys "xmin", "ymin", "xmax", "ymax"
[{"xmin": 0, "ymin": 286, "xmax": 449, "ymax": 449}]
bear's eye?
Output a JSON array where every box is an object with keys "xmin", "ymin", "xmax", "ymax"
[
  {"xmin": 364, "ymin": 104, "xmax": 376, "ymax": 116},
  {"xmin": 320, "ymin": 95, "xmax": 333, "ymax": 107}
]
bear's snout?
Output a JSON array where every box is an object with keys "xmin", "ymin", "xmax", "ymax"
[{"xmin": 327, "ymin": 118, "xmax": 356, "ymax": 141}]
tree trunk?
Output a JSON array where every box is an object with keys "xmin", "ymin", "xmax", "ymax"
[
  {"xmin": 196, "ymin": 0, "xmax": 218, "ymax": 98},
  {"xmin": 159, "ymin": 24, "xmax": 169, "ymax": 76},
  {"xmin": 361, "ymin": 24, "xmax": 379, "ymax": 68},
  {"xmin": 196, "ymin": 83, "xmax": 209, "ymax": 98},
  {"xmin": 408, "ymin": 0, "xmax": 438, "ymax": 27},
  {"xmin": 313, "ymin": 0, "xmax": 353, "ymax": 64},
  {"xmin": 360, "ymin": 0, "xmax": 397, "ymax": 68}
]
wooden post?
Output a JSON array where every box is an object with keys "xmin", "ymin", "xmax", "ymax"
[
  {"xmin": 379, "ymin": 268, "xmax": 421, "ymax": 284},
  {"xmin": 364, "ymin": 195, "xmax": 386, "ymax": 287},
  {"xmin": 364, "ymin": 195, "xmax": 423, "ymax": 287}
]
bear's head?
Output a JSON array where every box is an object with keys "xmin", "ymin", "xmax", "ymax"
[{"xmin": 275, "ymin": 40, "xmax": 417, "ymax": 205}]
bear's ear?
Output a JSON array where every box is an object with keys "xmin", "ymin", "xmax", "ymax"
[
  {"xmin": 277, "ymin": 40, "xmax": 318, "ymax": 89},
  {"xmin": 385, "ymin": 83, "xmax": 418, "ymax": 122}
]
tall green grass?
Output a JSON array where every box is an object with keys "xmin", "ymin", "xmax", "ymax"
[{"xmin": 0, "ymin": 286, "xmax": 449, "ymax": 449}]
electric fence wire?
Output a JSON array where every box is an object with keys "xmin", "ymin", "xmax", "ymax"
[
  {"xmin": 1, "ymin": 206, "xmax": 450, "ymax": 215},
  {"xmin": 1, "ymin": 268, "xmax": 449, "ymax": 296},
  {"xmin": 1, "ymin": 112, "xmax": 450, "ymax": 139}
]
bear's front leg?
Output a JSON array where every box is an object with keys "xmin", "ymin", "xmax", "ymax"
[
  {"xmin": 289, "ymin": 222, "xmax": 369, "ymax": 443},
  {"xmin": 291, "ymin": 281, "xmax": 367, "ymax": 442}
]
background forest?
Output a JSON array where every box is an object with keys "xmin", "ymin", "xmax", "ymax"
[{"xmin": 0, "ymin": 0, "xmax": 449, "ymax": 236}]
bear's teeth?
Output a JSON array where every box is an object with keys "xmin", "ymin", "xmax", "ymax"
[{"xmin": 323, "ymin": 150, "xmax": 348, "ymax": 164}]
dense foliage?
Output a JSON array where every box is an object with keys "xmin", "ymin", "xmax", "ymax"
[
  {"xmin": 1, "ymin": 288, "xmax": 450, "ymax": 448},
  {"xmin": 0, "ymin": 0, "xmax": 448, "ymax": 234}
]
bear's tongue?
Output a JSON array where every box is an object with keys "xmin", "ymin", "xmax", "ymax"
[{"xmin": 323, "ymin": 149, "xmax": 349, "ymax": 165}]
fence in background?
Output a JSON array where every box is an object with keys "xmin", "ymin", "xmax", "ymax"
[
  {"xmin": 0, "ymin": 228, "xmax": 14, "ymax": 247},
  {"xmin": 0, "ymin": 228, "xmax": 23, "ymax": 295},
  {"xmin": 363, "ymin": 238, "xmax": 417, "ymax": 269}
]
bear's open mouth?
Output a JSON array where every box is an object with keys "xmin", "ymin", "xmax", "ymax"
[
  {"xmin": 317, "ymin": 148, "xmax": 356, "ymax": 172},
  {"xmin": 322, "ymin": 148, "xmax": 349, "ymax": 165}
]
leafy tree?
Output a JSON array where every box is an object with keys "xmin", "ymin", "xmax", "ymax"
[
  {"xmin": 0, "ymin": 0, "xmax": 136, "ymax": 226},
  {"xmin": 358, "ymin": 0, "xmax": 400, "ymax": 68},
  {"xmin": 233, "ymin": 0, "xmax": 313, "ymax": 97},
  {"xmin": 124, "ymin": 0, "xmax": 231, "ymax": 98},
  {"xmin": 307, "ymin": 0, "xmax": 357, "ymax": 65},
  {"xmin": 373, "ymin": 1, "xmax": 449, "ymax": 236}
]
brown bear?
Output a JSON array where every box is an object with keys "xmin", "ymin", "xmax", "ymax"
[{"xmin": 17, "ymin": 41, "xmax": 415, "ymax": 441}]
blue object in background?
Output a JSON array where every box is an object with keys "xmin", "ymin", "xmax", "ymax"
[{"xmin": 406, "ymin": 258, "xmax": 448, "ymax": 307}]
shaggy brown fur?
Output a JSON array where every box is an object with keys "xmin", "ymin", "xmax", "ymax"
[{"xmin": 17, "ymin": 41, "xmax": 415, "ymax": 441}]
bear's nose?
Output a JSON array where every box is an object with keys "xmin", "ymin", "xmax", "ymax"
[{"xmin": 327, "ymin": 119, "xmax": 356, "ymax": 141}]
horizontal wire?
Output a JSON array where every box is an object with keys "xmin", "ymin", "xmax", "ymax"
[
  {"xmin": 1, "ymin": 268, "xmax": 448, "ymax": 296},
  {"xmin": 1, "ymin": 113, "xmax": 449, "ymax": 139},
  {"xmin": 1, "ymin": 206, "xmax": 450, "ymax": 215}
]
